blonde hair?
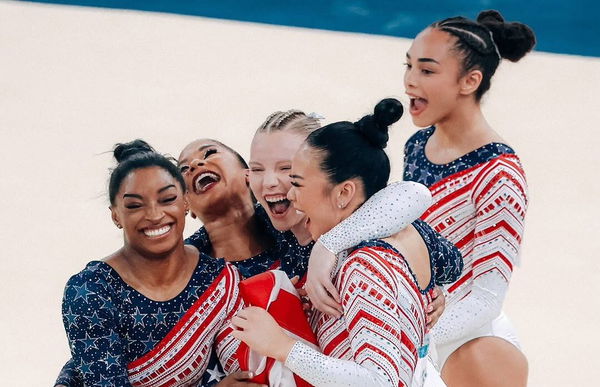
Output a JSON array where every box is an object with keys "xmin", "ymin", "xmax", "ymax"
[{"xmin": 256, "ymin": 110, "xmax": 322, "ymax": 136}]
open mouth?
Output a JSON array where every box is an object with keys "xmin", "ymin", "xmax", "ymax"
[
  {"xmin": 409, "ymin": 96, "xmax": 428, "ymax": 116},
  {"xmin": 192, "ymin": 171, "xmax": 221, "ymax": 194},
  {"xmin": 264, "ymin": 194, "xmax": 291, "ymax": 217},
  {"xmin": 142, "ymin": 224, "xmax": 172, "ymax": 238}
]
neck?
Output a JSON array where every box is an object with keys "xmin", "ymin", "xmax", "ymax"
[
  {"xmin": 201, "ymin": 199, "xmax": 269, "ymax": 261},
  {"xmin": 434, "ymin": 99, "xmax": 492, "ymax": 148},
  {"xmin": 290, "ymin": 220, "xmax": 313, "ymax": 246},
  {"xmin": 119, "ymin": 242, "xmax": 189, "ymax": 287}
]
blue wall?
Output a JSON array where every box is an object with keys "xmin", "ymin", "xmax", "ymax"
[{"xmin": 24, "ymin": 0, "xmax": 598, "ymax": 57}]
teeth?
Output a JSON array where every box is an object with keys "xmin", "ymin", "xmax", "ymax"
[
  {"xmin": 265, "ymin": 195, "xmax": 288, "ymax": 203},
  {"xmin": 144, "ymin": 225, "xmax": 171, "ymax": 237},
  {"xmin": 195, "ymin": 172, "xmax": 219, "ymax": 191},
  {"xmin": 296, "ymin": 210, "xmax": 304, "ymax": 215}
]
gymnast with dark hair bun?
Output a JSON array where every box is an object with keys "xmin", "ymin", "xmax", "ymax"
[
  {"xmin": 401, "ymin": 10, "xmax": 535, "ymax": 386},
  {"xmin": 232, "ymin": 99, "xmax": 447, "ymax": 386},
  {"xmin": 59, "ymin": 140, "xmax": 249, "ymax": 386}
]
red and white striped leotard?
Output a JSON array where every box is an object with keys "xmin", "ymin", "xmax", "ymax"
[
  {"xmin": 285, "ymin": 240, "xmax": 430, "ymax": 386},
  {"xmin": 403, "ymin": 127, "xmax": 528, "ymax": 357}
]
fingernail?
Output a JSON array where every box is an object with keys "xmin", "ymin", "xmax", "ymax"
[
  {"xmin": 427, "ymin": 305, "xmax": 433, "ymax": 312},
  {"xmin": 248, "ymin": 372, "xmax": 254, "ymax": 378}
]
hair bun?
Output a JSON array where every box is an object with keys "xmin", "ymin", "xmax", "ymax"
[
  {"xmin": 354, "ymin": 98, "xmax": 403, "ymax": 149},
  {"xmin": 113, "ymin": 139, "xmax": 155, "ymax": 163},
  {"xmin": 477, "ymin": 10, "xmax": 536, "ymax": 62}
]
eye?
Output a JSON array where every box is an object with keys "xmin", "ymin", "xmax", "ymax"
[
  {"xmin": 162, "ymin": 195, "xmax": 177, "ymax": 203},
  {"xmin": 290, "ymin": 181, "xmax": 301, "ymax": 187},
  {"xmin": 204, "ymin": 148, "xmax": 217, "ymax": 159},
  {"xmin": 250, "ymin": 168, "xmax": 264, "ymax": 173},
  {"xmin": 421, "ymin": 69, "xmax": 434, "ymax": 75},
  {"xmin": 125, "ymin": 203, "xmax": 142, "ymax": 209},
  {"xmin": 179, "ymin": 165, "xmax": 189, "ymax": 173},
  {"xmin": 280, "ymin": 166, "xmax": 291, "ymax": 171}
]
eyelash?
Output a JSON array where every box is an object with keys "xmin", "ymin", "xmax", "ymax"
[
  {"xmin": 204, "ymin": 149, "xmax": 217, "ymax": 158},
  {"xmin": 179, "ymin": 165, "xmax": 189, "ymax": 173},
  {"xmin": 163, "ymin": 196, "xmax": 177, "ymax": 203},
  {"xmin": 290, "ymin": 181, "xmax": 301, "ymax": 187}
]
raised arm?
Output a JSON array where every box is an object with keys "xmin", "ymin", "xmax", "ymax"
[
  {"xmin": 306, "ymin": 181, "xmax": 432, "ymax": 315},
  {"xmin": 432, "ymin": 157, "xmax": 528, "ymax": 344}
]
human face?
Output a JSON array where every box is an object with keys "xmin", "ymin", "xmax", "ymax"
[
  {"xmin": 178, "ymin": 139, "xmax": 249, "ymax": 217},
  {"xmin": 249, "ymin": 131, "xmax": 307, "ymax": 231},
  {"xmin": 111, "ymin": 166, "xmax": 187, "ymax": 258},
  {"xmin": 286, "ymin": 144, "xmax": 341, "ymax": 240},
  {"xmin": 404, "ymin": 28, "xmax": 464, "ymax": 127}
]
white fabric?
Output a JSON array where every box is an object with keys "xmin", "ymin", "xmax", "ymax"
[
  {"xmin": 320, "ymin": 181, "xmax": 432, "ymax": 254},
  {"xmin": 432, "ymin": 311, "xmax": 521, "ymax": 369}
]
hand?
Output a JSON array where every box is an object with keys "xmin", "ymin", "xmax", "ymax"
[
  {"xmin": 216, "ymin": 371, "xmax": 267, "ymax": 386},
  {"xmin": 231, "ymin": 306, "xmax": 296, "ymax": 363},
  {"xmin": 304, "ymin": 240, "xmax": 342, "ymax": 317},
  {"xmin": 427, "ymin": 286, "xmax": 446, "ymax": 330}
]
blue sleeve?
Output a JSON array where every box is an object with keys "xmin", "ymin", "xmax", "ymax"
[
  {"xmin": 62, "ymin": 271, "xmax": 132, "ymax": 386},
  {"xmin": 55, "ymin": 358, "xmax": 83, "ymax": 387},
  {"xmin": 414, "ymin": 220, "xmax": 464, "ymax": 285}
]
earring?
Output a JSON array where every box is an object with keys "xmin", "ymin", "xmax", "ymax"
[
  {"xmin": 338, "ymin": 203, "xmax": 345, "ymax": 209},
  {"xmin": 185, "ymin": 209, "xmax": 189, "ymax": 216},
  {"xmin": 116, "ymin": 223, "xmax": 122, "ymax": 229}
]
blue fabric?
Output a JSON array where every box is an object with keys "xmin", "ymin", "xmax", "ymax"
[
  {"xmin": 59, "ymin": 256, "xmax": 226, "ymax": 386},
  {"xmin": 403, "ymin": 127, "xmax": 515, "ymax": 188}
]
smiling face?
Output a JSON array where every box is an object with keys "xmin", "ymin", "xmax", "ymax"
[
  {"xmin": 111, "ymin": 166, "xmax": 187, "ymax": 258},
  {"xmin": 248, "ymin": 131, "xmax": 307, "ymax": 231},
  {"xmin": 178, "ymin": 139, "xmax": 250, "ymax": 218},
  {"xmin": 287, "ymin": 144, "xmax": 365, "ymax": 241},
  {"xmin": 404, "ymin": 27, "xmax": 466, "ymax": 128}
]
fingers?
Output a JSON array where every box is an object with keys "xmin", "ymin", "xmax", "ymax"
[
  {"xmin": 309, "ymin": 284, "xmax": 342, "ymax": 318},
  {"xmin": 426, "ymin": 286, "xmax": 446, "ymax": 329}
]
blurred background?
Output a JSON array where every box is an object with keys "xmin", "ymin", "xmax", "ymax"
[{"xmin": 1, "ymin": 0, "xmax": 599, "ymax": 385}]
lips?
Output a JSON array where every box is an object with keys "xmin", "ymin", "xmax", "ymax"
[
  {"xmin": 192, "ymin": 171, "xmax": 221, "ymax": 194},
  {"xmin": 264, "ymin": 194, "xmax": 291, "ymax": 217},
  {"xmin": 142, "ymin": 224, "xmax": 172, "ymax": 238}
]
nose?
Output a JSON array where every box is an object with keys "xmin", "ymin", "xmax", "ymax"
[
  {"xmin": 145, "ymin": 203, "xmax": 165, "ymax": 223},
  {"xmin": 263, "ymin": 170, "xmax": 278, "ymax": 189},
  {"xmin": 287, "ymin": 186, "xmax": 296, "ymax": 202},
  {"xmin": 404, "ymin": 65, "xmax": 417, "ymax": 89},
  {"xmin": 189, "ymin": 158, "xmax": 205, "ymax": 172}
]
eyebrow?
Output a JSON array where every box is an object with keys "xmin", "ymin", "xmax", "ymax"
[
  {"xmin": 289, "ymin": 174, "xmax": 304, "ymax": 179},
  {"xmin": 122, "ymin": 184, "xmax": 176, "ymax": 199},
  {"xmin": 406, "ymin": 53, "xmax": 440, "ymax": 64},
  {"xmin": 179, "ymin": 144, "xmax": 216, "ymax": 164}
]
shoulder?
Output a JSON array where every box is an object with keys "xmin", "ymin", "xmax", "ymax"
[
  {"xmin": 472, "ymin": 154, "xmax": 527, "ymax": 201},
  {"xmin": 185, "ymin": 226, "xmax": 210, "ymax": 252},
  {"xmin": 404, "ymin": 127, "xmax": 434, "ymax": 150},
  {"xmin": 341, "ymin": 241, "xmax": 400, "ymax": 282},
  {"xmin": 65, "ymin": 261, "xmax": 114, "ymax": 292}
]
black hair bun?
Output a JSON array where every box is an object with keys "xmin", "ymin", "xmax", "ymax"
[
  {"xmin": 354, "ymin": 98, "xmax": 403, "ymax": 149},
  {"xmin": 113, "ymin": 139, "xmax": 155, "ymax": 163},
  {"xmin": 477, "ymin": 10, "xmax": 536, "ymax": 62}
]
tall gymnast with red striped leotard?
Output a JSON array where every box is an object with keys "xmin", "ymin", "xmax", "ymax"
[{"xmin": 402, "ymin": 10, "xmax": 535, "ymax": 387}]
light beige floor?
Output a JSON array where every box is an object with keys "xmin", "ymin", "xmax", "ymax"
[{"xmin": 1, "ymin": 1, "xmax": 599, "ymax": 385}]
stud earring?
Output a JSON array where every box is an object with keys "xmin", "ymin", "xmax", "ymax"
[{"xmin": 116, "ymin": 223, "xmax": 122, "ymax": 229}]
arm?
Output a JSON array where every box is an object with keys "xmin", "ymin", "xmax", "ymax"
[
  {"xmin": 319, "ymin": 181, "xmax": 432, "ymax": 253},
  {"xmin": 432, "ymin": 159, "xmax": 528, "ymax": 344},
  {"xmin": 305, "ymin": 181, "xmax": 432, "ymax": 315},
  {"xmin": 62, "ymin": 273, "xmax": 132, "ymax": 386},
  {"xmin": 54, "ymin": 358, "xmax": 83, "ymax": 387}
]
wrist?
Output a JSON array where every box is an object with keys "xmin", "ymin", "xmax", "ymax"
[{"xmin": 274, "ymin": 335, "xmax": 296, "ymax": 363}]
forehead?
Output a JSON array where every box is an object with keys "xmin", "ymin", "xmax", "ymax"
[
  {"xmin": 178, "ymin": 139, "xmax": 222, "ymax": 161},
  {"xmin": 120, "ymin": 166, "xmax": 179, "ymax": 193},
  {"xmin": 409, "ymin": 27, "xmax": 456, "ymax": 58},
  {"xmin": 250, "ymin": 131, "xmax": 306, "ymax": 161}
]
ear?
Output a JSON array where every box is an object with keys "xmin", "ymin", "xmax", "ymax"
[
  {"xmin": 110, "ymin": 206, "xmax": 121, "ymax": 228},
  {"xmin": 459, "ymin": 69, "xmax": 483, "ymax": 96},
  {"xmin": 335, "ymin": 180, "xmax": 358, "ymax": 209},
  {"xmin": 244, "ymin": 169, "xmax": 250, "ymax": 186}
]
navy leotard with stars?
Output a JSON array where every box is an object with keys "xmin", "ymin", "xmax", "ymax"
[
  {"xmin": 403, "ymin": 127, "xmax": 515, "ymax": 187},
  {"xmin": 56, "ymin": 204, "xmax": 310, "ymax": 387}
]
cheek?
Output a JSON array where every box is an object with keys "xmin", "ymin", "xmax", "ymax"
[{"xmin": 248, "ymin": 173, "xmax": 263, "ymax": 195}]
